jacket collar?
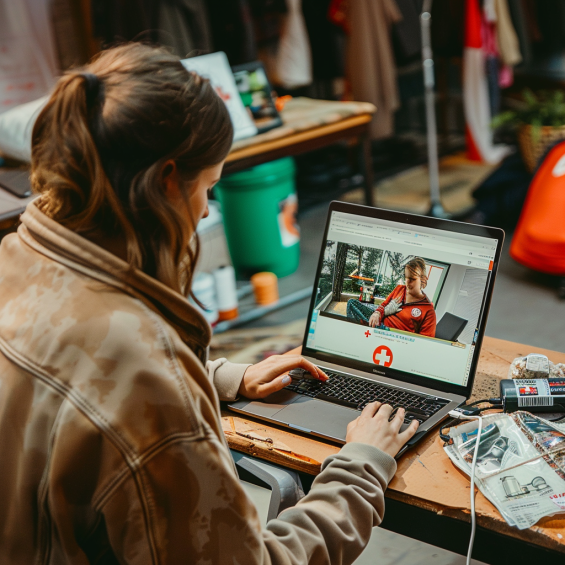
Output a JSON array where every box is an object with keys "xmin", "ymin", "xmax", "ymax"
[
  {"xmin": 18, "ymin": 201, "xmax": 212, "ymax": 361},
  {"xmin": 399, "ymin": 285, "xmax": 431, "ymax": 305}
]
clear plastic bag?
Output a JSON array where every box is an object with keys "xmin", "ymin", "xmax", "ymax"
[
  {"xmin": 444, "ymin": 412, "xmax": 565, "ymax": 529},
  {"xmin": 507, "ymin": 353, "xmax": 565, "ymax": 380}
]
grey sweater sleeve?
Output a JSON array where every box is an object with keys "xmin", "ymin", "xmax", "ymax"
[
  {"xmin": 206, "ymin": 358, "xmax": 251, "ymax": 401},
  {"xmin": 263, "ymin": 442, "xmax": 397, "ymax": 565}
]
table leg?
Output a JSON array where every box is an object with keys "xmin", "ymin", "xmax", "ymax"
[{"xmin": 361, "ymin": 132, "xmax": 375, "ymax": 207}]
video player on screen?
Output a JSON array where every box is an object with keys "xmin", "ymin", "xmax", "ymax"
[{"xmin": 346, "ymin": 257, "xmax": 437, "ymax": 337}]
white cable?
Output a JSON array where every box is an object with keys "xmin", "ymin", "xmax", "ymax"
[
  {"xmin": 467, "ymin": 415, "xmax": 482, "ymax": 565},
  {"xmin": 448, "ymin": 410, "xmax": 483, "ymax": 565}
]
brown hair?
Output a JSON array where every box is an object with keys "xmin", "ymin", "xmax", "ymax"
[
  {"xmin": 405, "ymin": 257, "xmax": 428, "ymax": 289},
  {"xmin": 31, "ymin": 43, "xmax": 233, "ymax": 293}
]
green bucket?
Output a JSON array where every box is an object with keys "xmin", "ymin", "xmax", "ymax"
[{"xmin": 215, "ymin": 158, "xmax": 300, "ymax": 278}]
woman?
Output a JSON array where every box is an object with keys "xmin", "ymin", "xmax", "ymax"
[
  {"xmin": 0, "ymin": 44, "xmax": 418, "ymax": 564},
  {"xmin": 347, "ymin": 257, "xmax": 437, "ymax": 337}
]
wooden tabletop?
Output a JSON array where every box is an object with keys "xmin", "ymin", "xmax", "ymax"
[
  {"xmin": 223, "ymin": 97, "xmax": 376, "ymax": 177},
  {"xmin": 222, "ymin": 336, "xmax": 565, "ymax": 552},
  {"xmin": 226, "ymin": 114, "xmax": 373, "ymax": 164}
]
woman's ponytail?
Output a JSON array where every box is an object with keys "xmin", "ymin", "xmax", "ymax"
[
  {"xmin": 32, "ymin": 71, "xmax": 143, "ymax": 268},
  {"xmin": 31, "ymin": 43, "xmax": 233, "ymax": 293}
]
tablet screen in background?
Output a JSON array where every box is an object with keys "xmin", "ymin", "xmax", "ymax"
[{"xmin": 232, "ymin": 63, "xmax": 282, "ymax": 134}]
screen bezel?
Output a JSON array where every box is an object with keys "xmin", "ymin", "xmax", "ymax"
[
  {"xmin": 231, "ymin": 61, "xmax": 283, "ymax": 134},
  {"xmin": 301, "ymin": 201, "xmax": 505, "ymax": 398}
]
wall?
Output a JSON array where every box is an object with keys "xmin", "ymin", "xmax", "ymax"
[{"xmin": 434, "ymin": 265, "xmax": 488, "ymax": 344}]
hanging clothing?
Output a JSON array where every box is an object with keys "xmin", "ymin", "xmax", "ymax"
[
  {"xmin": 346, "ymin": 0, "xmax": 403, "ymax": 139},
  {"xmin": 494, "ymin": 0, "xmax": 522, "ymax": 67},
  {"xmin": 392, "ymin": 0, "xmax": 423, "ymax": 65},
  {"xmin": 507, "ymin": 0, "xmax": 532, "ymax": 66},
  {"xmin": 158, "ymin": 0, "xmax": 212, "ymax": 57},
  {"xmin": 257, "ymin": 0, "xmax": 312, "ymax": 90},
  {"xmin": 430, "ymin": 0, "xmax": 465, "ymax": 58},
  {"xmin": 482, "ymin": 0, "xmax": 502, "ymax": 114},
  {"xmin": 0, "ymin": 0, "xmax": 57, "ymax": 112},
  {"xmin": 302, "ymin": 0, "xmax": 345, "ymax": 81},
  {"xmin": 207, "ymin": 0, "xmax": 257, "ymax": 65},
  {"xmin": 91, "ymin": 0, "xmax": 212, "ymax": 57},
  {"xmin": 91, "ymin": 0, "xmax": 160, "ymax": 45},
  {"xmin": 274, "ymin": 0, "xmax": 312, "ymax": 89},
  {"xmin": 463, "ymin": 0, "xmax": 510, "ymax": 164}
]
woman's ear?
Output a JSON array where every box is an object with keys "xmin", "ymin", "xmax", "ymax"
[{"xmin": 162, "ymin": 159, "xmax": 181, "ymax": 201}]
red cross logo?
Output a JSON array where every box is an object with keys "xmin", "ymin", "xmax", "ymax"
[
  {"xmin": 373, "ymin": 345, "xmax": 393, "ymax": 367},
  {"xmin": 364, "ymin": 330, "xmax": 371, "ymax": 338}
]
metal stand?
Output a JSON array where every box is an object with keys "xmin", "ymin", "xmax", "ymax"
[{"xmin": 421, "ymin": 0, "xmax": 450, "ymax": 219}]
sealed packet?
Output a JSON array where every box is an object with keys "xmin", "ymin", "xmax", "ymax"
[{"xmin": 444, "ymin": 412, "xmax": 565, "ymax": 529}]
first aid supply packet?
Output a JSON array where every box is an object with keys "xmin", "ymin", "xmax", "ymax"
[{"xmin": 444, "ymin": 411, "xmax": 565, "ymax": 529}]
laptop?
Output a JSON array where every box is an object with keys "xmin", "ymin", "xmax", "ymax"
[{"xmin": 229, "ymin": 201, "xmax": 504, "ymax": 458}]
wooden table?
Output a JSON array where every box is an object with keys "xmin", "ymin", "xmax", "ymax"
[
  {"xmin": 222, "ymin": 336, "xmax": 565, "ymax": 562},
  {"xmin": 223, "ymin": 97, "xmax": 376, "ymax": 207}
]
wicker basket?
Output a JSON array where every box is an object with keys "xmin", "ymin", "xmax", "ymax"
[{"xmin": 518, "ymin": 124, "xmax": 565, "ymax": 172}]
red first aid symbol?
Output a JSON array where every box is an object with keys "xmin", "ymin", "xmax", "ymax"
[{"xmin": 373, "ymin": 345, "xmax": 393, "ymax": 367}]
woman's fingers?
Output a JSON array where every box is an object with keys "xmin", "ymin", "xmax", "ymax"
[
  {"xmin": 390, "ymin": 407, "xmax": 406, "ymax": 432},
  {"xmin": 398, "ymin": 419, "xmax": 420, "ymax": 442},
  {"xmin": 258, "ymin": 374, "xmax": 294, "ymax": 397},
  {"xmin": 360, "ymin": 401, "xmax": 381, "ymax": 419},
  {"xmin": 268, "ymin": 355, "xmax": 328, "ymax": 382},
  {"xmin": 297, "ymin": 357, "xmax": 329, "ymax": 381},
  {"xmin": 375, "ymin": 403, "xmax": 393, "ymax": 420}
]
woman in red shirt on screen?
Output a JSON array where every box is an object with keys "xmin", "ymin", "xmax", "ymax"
[{"xmin": 369, "ymin": 257, "xmax": 437, "ymax": 337}]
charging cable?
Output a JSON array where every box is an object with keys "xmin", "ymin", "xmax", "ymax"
[
  {"xmin": 447, "ymin": 409, "xmax": 483, "ymax": 565},
  {"xmin": 440, "ymin": 400, "xmax": 501, "ymax": 443}
]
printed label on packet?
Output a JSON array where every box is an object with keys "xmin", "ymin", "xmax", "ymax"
[
  {"xmin": 514, "ymin": 379, "xmax": 553, "ymax": 408},
  {"xmin": 550, "ymin": 493, "xmax": 565, "ymax": 510},
  {"xmin": 525, "ymin": 354, "xmax": 550, "ymax": 376},
  {"xmin": 549, "ymin": 380, "xmax": 565, "ymax": 395}
]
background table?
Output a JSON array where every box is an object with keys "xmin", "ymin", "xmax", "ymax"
[
  {"xmin": 224, "ymin": 97, "xmax": 376, "ymax": 207},
  {"xmin": 0, "ymin": 98, "xmax": 377, "ymax": 232},
  {"xmin": 222, "ymin": 336, "xmax": 565, "ymax": 563}
]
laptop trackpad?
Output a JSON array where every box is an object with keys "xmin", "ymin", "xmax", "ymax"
[{"xmin": 276, "ymin": 396, "xmax": 358, "ymax": 442}]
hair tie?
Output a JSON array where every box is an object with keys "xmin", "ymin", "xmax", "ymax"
[{"xmin": 81, "ymin": 72, "xmax": 102, "ymax": 107}]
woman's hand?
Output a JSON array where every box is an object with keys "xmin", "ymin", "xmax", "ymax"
[
  {"xmin": 346, "ymin": 402, "xmax": 419, "ymax": 458},
  {"xmin": 368, "ymin": 311, "xmax": 381, "ymax": 328},
  {"xmin": 238, "ymin": 355, "xmax": 329, "ymax": 400}
]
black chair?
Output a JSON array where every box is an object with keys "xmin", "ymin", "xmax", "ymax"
[{"xmin": 435, "ymin": 313, "xmax": 468, "ymax": 342}]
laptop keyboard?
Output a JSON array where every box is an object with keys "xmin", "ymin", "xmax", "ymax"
[{"xmin": 285, "ymin": 370, "xmax": 450, "ymax": 425}]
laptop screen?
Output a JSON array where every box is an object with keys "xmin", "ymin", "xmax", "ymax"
[{"xmin": 303, "ymin": 206, "xmax": 503, "ymax": 395}]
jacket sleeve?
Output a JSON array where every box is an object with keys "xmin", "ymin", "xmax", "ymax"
[
  {"xmin": 376, "ymin": 285, "xmax": 400, "ymax": 318},
  {"xmin": 101, "ymin": 435, "xmax": 396, "ymax": 565},
  {"xmin": 419, "ymin": 309, "xmax": 437, "ymax": 338},
  {"xmin": 206, "ymin": 358, "xmax": 251, "ymax": 401}
]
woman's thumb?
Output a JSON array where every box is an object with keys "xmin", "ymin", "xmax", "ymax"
[{"xmin": 262, "ymin": 374, "xmax": 292, "ymax": 396}]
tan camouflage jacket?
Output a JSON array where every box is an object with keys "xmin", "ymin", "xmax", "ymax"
[{"xmin": 0, "ymin": 202, "xmax": 397, "ymax": 564}]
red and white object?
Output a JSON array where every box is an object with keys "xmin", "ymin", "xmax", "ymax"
[
  {"xmin": 463, "ymin": 0, "xmax": 509, "ymax": 164},
  {"xmin": 213, "ymin": 265, "xmax": 239, "ymax": 322}
]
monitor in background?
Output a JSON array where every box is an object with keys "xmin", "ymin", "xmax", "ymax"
[{"xmin": 232, "ymin": 61, "xmax": 282, "ymax": 134}]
